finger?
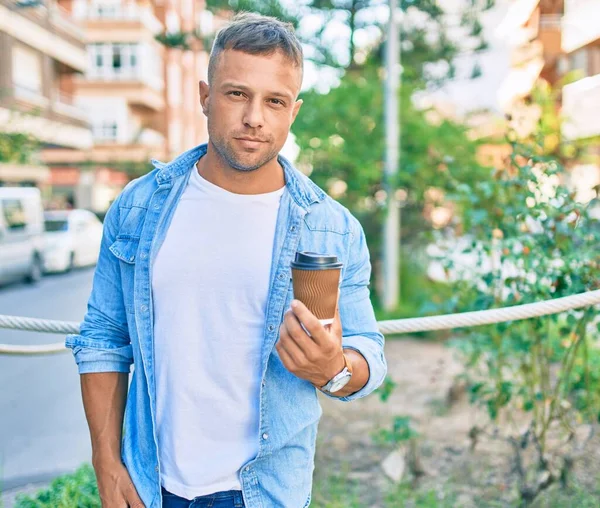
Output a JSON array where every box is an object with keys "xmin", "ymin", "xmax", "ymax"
[
  {"xmin": 124, "ymin": 483, "xmax": 145, "ymax": 508},
  {"xmin": 277, "ymin": 327, "xmax": 307, "ymax": 366},
  {"xmin": 283, "ymin": 310, "xmax": 320, "ymax": 358},
  {"xmin": 276, "ymin": 339, "xmax": 296, "ymax": 371},
  {"xmin": 290, "ymin": 300, "xmax": 328, "ymax": 345}
]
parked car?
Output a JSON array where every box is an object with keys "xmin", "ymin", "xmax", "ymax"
[
  {"xmin": 0, "ymin": 187, "xmax": 45, "ymax": 285},
  {"xmin": 43, "ymin": 209, "xmax": 103, "ymax": 273}
]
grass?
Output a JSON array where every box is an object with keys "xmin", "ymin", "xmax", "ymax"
[
  {"xmin": 11, "ymin": 462, "xmax": 600, "ymax": 507},
  {"xmin": 310, "ymin": 469, "xmax": 363, "ymax": 508}
]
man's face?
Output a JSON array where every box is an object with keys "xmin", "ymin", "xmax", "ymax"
[{"xmin": 200, "ymin": 49, "xmax": 303, "ymax": 172}]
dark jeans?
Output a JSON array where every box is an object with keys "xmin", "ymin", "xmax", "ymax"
[{"xmin": 161, "ymin": 486, "xmax": 245, "ymax": 508}]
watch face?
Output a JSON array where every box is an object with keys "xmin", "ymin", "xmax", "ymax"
[{"xmin": 329, "ymin": 371, "xmax": 352, "ymax": 393}]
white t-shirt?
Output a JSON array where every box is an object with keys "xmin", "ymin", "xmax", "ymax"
[{"xmin": 152, "ymin": 163, "xmax": 285, "ymax": 499}]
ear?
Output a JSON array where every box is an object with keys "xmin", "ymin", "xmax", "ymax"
[
  {"xmin": 291, "ymin": 99, "xmax": 303, "ymax": 124},
  {"xmin": 199, "ymin": 80, "xmax": 210, "ymax": 116}
]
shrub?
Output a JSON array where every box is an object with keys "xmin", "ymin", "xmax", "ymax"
[
  {"xmin": 433, "ymin": 129, "xmax": 600, "ymax": 503},
  {"xmin": 14, "ymin": 464, "xmax": 100, "ymax": 508}
]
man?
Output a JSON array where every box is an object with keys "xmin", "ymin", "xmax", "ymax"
[{"xmin": 66, "ymin": 12, "xmax": 387, "ymax": 508}]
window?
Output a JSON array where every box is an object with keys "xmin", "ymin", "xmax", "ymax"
[
  {"xmin": 88, "ymin": 43, "xmax": 139, "ymax": 79},
  {"xmin": 112, "ymin": 46, "xmax": 122, "ymax": 71},
  {"xmin": 93, "ymin": 121, "xmax": 119, "ymax": 141},
  {"xmin": 569, "ymin": 48, "xmax": 589, "ymax": 77},
  {"xmin": 2, "ymin": 199, "xmax": 27, "ymax": 230},
  {"xmin": 44, "ymin": 219, "xmax": 69, "ymax": 232},
  {"xmin": 12, "ymin": 44, "xmax": 42, "ymax": 96}
]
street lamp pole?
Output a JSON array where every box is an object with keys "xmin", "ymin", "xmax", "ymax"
[{"xmin": 382, "ymin": 0, "xmax": 400, "ymax": 311}]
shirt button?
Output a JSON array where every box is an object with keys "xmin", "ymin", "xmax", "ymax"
[
  {"xmin": 245, "ymin": 466, "xmax": 250, "ymax": 472},
  {"xmin": 262, "ymin": 433, "xmax": 269, "ymax": 440},
  {"xmin": 290, "ymin": 225, "xmax": 296, "ymax": 232},
  {"xmin": 278, "ymin": 273, "xmax": 286, "ymax": 280},
  {"xmin": 141, "ymin": 252, "xmax": 148, "ymax": 260},
  {"xmin": 140, "ymin": 304, "xmax": 148, "ymax": 312},
  {"xmin": 268, "ymin": 324, "xmax": 275, "ymax": 332},
  {"xmin": 154, "ymin": 203, "xmax": 161, "ymax": 210},
  {"xmin": 155, "ymin": 465, "xmax": 159, "ymax": 472}
]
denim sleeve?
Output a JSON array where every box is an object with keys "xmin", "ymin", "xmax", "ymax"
[
  {"xmin": 324, "ymin": 219, "xmax": 387, "ymax": 402},
  {"xmin": 65, "ymin": 195, "xmax": 133, "ymax": 374}
]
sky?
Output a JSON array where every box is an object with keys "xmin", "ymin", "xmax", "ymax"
[{"xmin": 279, "ymin": 0, "xmax": 515, "ymax": 160}]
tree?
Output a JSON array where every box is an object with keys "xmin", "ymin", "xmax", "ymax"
[{"xmin": 205, "ymin": 0, "xmax": 496, "ymax": 303}]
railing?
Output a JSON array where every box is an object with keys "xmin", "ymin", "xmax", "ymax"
[
  {"xmin": 52, "ymin": 89, "xmax": 88, "ymax": 121},
  {"xmin": 49, "ymin": 4, "xmax": 86, "ymax": 41},
  {"xmin": 12, "ymin": 83, "xmax": 49, "ymax": 108},
  {"xmin": 77, "ymin": 2, "xmax": 163, "ymax": 33},
  {"xmin": 86, "ymin": 69, "xmax": 164, "ymax": 91},
  {"xmin": 1, "ymin": 290, "xmax": 599, "ymax": 355}
]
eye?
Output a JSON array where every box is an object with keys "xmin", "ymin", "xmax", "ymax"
[
  {"xmin": 269, "ymin": 98, "xmax": 285, "ymax": 106},
  {"xmin": 228, "ymin": 91, "xmax": 245, "ymax": 98}
]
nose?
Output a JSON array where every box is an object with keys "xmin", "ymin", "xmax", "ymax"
[{"xmin": 242, "ymin": 98, "xmax": 265, "ymax": 129}]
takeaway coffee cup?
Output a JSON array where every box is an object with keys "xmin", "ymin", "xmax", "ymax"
[{"xmin": 290, "ymin": 252, "xmax": 343, "ymax": 328}]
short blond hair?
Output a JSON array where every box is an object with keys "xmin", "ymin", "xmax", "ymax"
[{"xmin": 208, "ymin": 12, "xmax": 303, "ymax": 84}]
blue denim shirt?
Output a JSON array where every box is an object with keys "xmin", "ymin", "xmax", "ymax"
[{"xmin": 66, "ymin": 143, "xmax": 387, "ymax": 508}]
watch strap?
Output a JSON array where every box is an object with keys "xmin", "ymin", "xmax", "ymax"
[{"xmin": 320, "ymin": 352, "xmax": 352, "ymax": 392}]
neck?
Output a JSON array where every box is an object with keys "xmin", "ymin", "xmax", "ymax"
[{"xmin": 196, "ymin": 141, "xmax": 286, "ymax": 195}]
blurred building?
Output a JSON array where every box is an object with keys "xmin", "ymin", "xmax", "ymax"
[
  {"xmin": 0, "ymin": 0, "xmax": 92, "ymax": 201},
  {"xmin": 498, "ymin": 0, "xmax": 600, "ymax": 200},
  {"xmin": 38, "ymin": 0, "xmax": 212, "ymax": 212},
  {"xmin": 560, "ymin": 0, "xmax": 600, "ymax": 201},
  {"xmin": 467, "ymin": 0, "xmax": 599, "ymax": 203}
]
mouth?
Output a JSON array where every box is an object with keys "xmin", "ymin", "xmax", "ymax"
[{"xmin": 234, "ymin": 137, "xmax": 266, "ymax": 149}]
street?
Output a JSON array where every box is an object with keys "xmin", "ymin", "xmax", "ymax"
[{"xmin": 0, "ymin": 268, "xmax": 95, "ymax": 490}]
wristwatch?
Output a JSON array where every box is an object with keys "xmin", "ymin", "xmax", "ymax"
[{"xmin": 320, "ymin": 353, "xmax": 353, "ymax": 394}]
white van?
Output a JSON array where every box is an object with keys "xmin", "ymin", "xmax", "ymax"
[{"xmin": 0, "ymin": 187, "xmax": 45, "ymax": 285}]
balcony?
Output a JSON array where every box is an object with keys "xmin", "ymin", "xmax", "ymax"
[
  {"xmin": 562, "ymin": 74, "xmax": 600, "ymax": 139},
  {"xmin": 41, "ymin": 125, "xmax": 166, "ymax": 165},
  {"xmin": 0, "ymin": 106, "xmax": 92, "ymax": 150},
  {"xmin": 74, "ymin": 2, "xmax": 163, "ymax": 40},
  {"xmin": 51, "ymin": 90, "xmax": 88, "ymax": 123},
  {"xmin": 562, "ymin": 0, "xmax": 600, "ymax": 53},
  {"xmin": 41, "ymin": 144, "xmax": 166, "ymax": 166},
  {"xmin": 76, "ymin": 72, "xmax": 165, "ymax": 112},
  {"xmin": 0, "ymin": 2, "xmax": 87, "ymax": 72},
  {"xmin": 511, "ymin": 40, "xmax": 544, "ymax": 67},
  {"xmin": 12, "ymin": 84, "xmax": 50, "ymax": 110}
]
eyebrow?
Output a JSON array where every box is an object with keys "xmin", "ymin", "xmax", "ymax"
[{"xmin": 220, "ymin": 82, "xmax": 294, "ymax": 102}]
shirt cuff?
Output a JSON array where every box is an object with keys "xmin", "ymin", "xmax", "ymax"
[
  {"xmin": 320, "ymin": 334, "xmax": 387, "ymax": 402},
  {"xmin": 66, "ymin": 335, "xmax": 133, "ymax": 374}
]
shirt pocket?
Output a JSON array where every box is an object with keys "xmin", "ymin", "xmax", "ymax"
[{"xmin": 109, "ymin": 236, "xmax": 140, "ymax": 264}]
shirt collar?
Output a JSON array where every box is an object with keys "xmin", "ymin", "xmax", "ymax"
[{"xmin": 152, "ymin": 143, "xmax": 326, "ymax": 211}]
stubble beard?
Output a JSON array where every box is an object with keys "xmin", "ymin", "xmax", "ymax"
[{"xmin": 210, "ymin": 135, "xmax": 279, "ymax": 173}]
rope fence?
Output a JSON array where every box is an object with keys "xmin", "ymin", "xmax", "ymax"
[{"xmin": 1, "ymin": 289, "xmax": 599, "ymax": 356}]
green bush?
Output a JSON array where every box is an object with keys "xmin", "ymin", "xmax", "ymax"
[
  {"xmin": 14, "ymin": 464, "xmax": 100, "ymax": 508},
  {"xmin": 434, "ymin": 125, "xmax": 600, "ymax": 503}
]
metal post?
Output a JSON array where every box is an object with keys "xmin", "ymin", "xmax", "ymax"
[{"xmin": 382, "ymin": 0, "xmax": 400, "ymax": 311}]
